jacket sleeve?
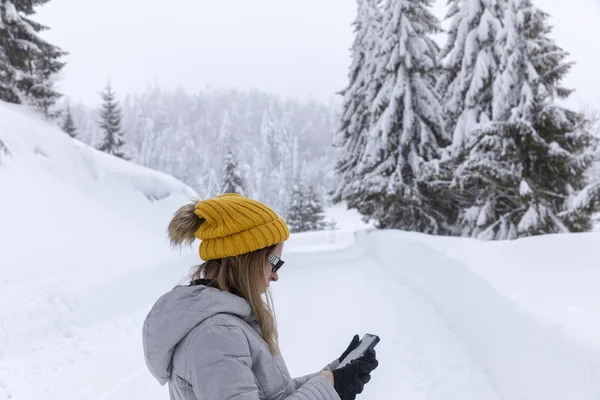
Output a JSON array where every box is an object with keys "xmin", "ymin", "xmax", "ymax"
[
  {"xmin": 189, "ymin": 324, "xmax": 340, "ymax": 400},
  {"xmin": 292, "ymin": 359, "xmax": 341, "ymax": 389}
]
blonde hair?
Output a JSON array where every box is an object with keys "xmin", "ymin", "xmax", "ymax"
[{"xmin": 168, "ymin": 202, "xmax": 280, "ymax": 355}]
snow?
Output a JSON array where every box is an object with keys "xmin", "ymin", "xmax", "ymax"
[
  {"xmin": 517, "ymin": 203, "xmax": 539, "ymax": 232},
  {"xmin": 519, "ymin": 180, "xmax": 532, "ymax": 196},
  {"xmin": 4, "ymin": 200, "xmax": 600, "ymax": 399},
  {"xmin": 363, "ymin": 229, "xmax": 600, "ymax": 399},
  {"xmin": 324, "ymin": 202, "xmax": 374, "ymax": 231},
  {"xmin": 455, "ymin": 232, "xmax": 600, "ymax": 351},
  {"xmin": 0, "ymin": 102, "xmax": 196, "ymax": 361},
  {"xmin": 3, "ymin": 1, "xmax": 19, "ymax": 23},
  {"xmin": 567, "ymin": 180, "xmax": 600, "ymax": 211},
  {"xmin": 276, "ymin": 237, "xmax": 500, "ymax": 400},
  {"xmin": 441, "ymin": 0, "xmax": 502, "ymax": 153},
  {"xmin": 2, "ymin": 103, "xmax": 600, "ymax": 399}
]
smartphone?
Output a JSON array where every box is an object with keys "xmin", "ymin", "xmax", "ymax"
[{"xmin": 337, "ymin": 333, "xmax": 380, "ymax": 369}]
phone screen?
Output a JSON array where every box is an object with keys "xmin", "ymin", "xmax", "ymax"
[{"xmin": 337, "ymin": 334, "xmax": 380, "ymax": 368}]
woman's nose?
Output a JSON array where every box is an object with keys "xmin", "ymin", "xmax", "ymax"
[{"xmin": 270, "ymin": 271, "xmax": 279, "ymax": 282}]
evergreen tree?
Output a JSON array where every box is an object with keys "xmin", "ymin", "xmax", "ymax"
[
  {"xmin": 220, "ymin": 148, "xmax": 246, "ymax": 195},
  {"xmin": 70, "ymin": 87, "xmax": 338, "ymax": 204},
  {"xmin": 0, "ymin": 0, "xmax": 66, "ymax": 113},
  {"xmin": 61, "ymin": 103, "xmax": 77, "ymax": 138},
  {"xmin": 291, "ymin": 136, "xmax": 301, "ymax": 182},
  {"xmin": 438, "ymin": 0, "xmax": 503, "ymax": 156},
  {"xmin": 453, "ymin": 0, "xmax": 600, "ymax": 239},
  {"xmin": 258, "ymin": 108, "xmax": 291, "ymax": 211},
  {"xmin": 218, "ymin": 109, "xmax": 233, "ymax": 152},
  {"xmin": 97, "ymin": 82, "xmax": 128, "ymax": 159},
  {"xmin": 260, "ymin": 109, "xmax": 277, "ymax": 164},
  {"xmin": 337, "ymin": 0, "xmax": 451, "ymax": 234},
  {"xmin": 286, "ymin": 183, "xmax": 308, "ymax": 233},
  {"xmin": 304, "ymin": 184, "xmax": 329, "ymax": 231},
  {"xmin": 206, "ymin": 167, "xmax": 220, "ymax": 198},
  {"xmin": 136, "ymin": 115, "xmax": 156, "ymax": 166},
  {"xmin": 286, "ymin": 181, "xmax": 329, "ymax": 233},
  {"xmin": 332, "ymin": 0, "xmax": 383, "ymax": 204},
  {"xmin": 492, "ymin": 0, "xmax": 571, "ymax": 122}
]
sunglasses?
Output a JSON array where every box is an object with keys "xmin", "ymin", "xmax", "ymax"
[{"xmin": 267, "ymin": 254, "xmax": 285, "ymax": 274}]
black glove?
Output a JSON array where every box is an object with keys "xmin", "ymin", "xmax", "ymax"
[
  {"xmin": 332, "ymin": 349, "xmax": 378, "ymax": 400},
  {"xmin": 338, "ymin": 334, "xmax": 360, "ymax": 363}
]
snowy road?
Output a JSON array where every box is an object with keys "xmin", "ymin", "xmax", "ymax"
[{"xmin": 0, "ymin": 239, "xmax": 501, "ymax": 400}]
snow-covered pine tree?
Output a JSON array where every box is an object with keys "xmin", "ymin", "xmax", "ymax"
[
  {"xmin": 453, "ymin": 0, "xmax": 599, "ymax": 239},
  {"xmin": 291, "ymin": 136, "xmax": 301, "ymax": 182},
  {"xmin": 97, "ymin": 82, "xmax": 128, "ymax": 159},
  {"xmin": 61, "ymin": 103, "xmax": 77, "ymax": 138},
  {"xmin": 582, "ymin": 108, "xmax": 600, "ymax": 188},
  {"xmin": 220, "ymin": 148, "xmax": 246, "ymax": 195},
  {"xmin": 304, "ymin": 184, "xmax": 329, "ymax": 231},
  {"xmin": 339, "ymin": 0, "xmax": 451, "ymax": 234},
  {"xmin": 0, "ymin": 0, "xmax": 66, "ymax": 114},
  {"xmin": 491, "ymin": 0, "xmax": 571, "ymax": 122},
  {"xmin": 206, "ymin": 167, "xmax": 220, "ymax": 198},
  {"xmin": 257, "ymin": 108, "xmax": 290, "ymax": 212},
  {"xmin": 28, "ymin": 49, "xmax": 64, "ymax": 118},
  {"xmin": 332, "ymin": 0, "xmax": 382, "ymax": 204},
  {"xmin": 286, "ymin": 181, "xmax": 329, "ymax": 233},
  {"xmin": 66, "ymin": 101, "xmax": 98, "ymax": 145},
  {"xmin": 217, "ymin": 108, "xmax": 256, "ymax": 197},
  {"xmin": 438, "ymin": 0, "xmax": 503, "ymax": 156},
  {"xmin": 218, "ymin": 109, "xmax": 233, "ymax": 149},
  {"xmin": 136, "ymin": 115, "xmax": 156, "ymax": 166},
  {"xmin": 260, "ymin": 109, "xmax": 277, "ymax": 164},
  {"xmin": 276, "ymin": 122, "xmax": 295, "ymax": 209},
  {"xmin": 286, "ymin": 183, "xmax": 308, "ymax": 233}
]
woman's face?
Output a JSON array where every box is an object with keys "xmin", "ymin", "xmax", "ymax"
[{"xmin": 264, "ymin": 243, "xmax": 283, "ymax": 288}]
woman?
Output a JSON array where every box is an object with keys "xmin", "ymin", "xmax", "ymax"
[{"xmin": 143, "ymin": 193, "xmax": 378, "ymax": 400}]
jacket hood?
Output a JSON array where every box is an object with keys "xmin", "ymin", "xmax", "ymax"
[{"xmin": 142, "ymin": 284, "xmax": 256, "ymax": 385}]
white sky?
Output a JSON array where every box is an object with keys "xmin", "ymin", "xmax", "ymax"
[{"xmin": 36, "ymin": 0, "xmax": 600, "ymax": 110}]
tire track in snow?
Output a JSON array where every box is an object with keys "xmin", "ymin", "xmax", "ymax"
[
  {"xmin": 278, "ymin": 246, "xmax": 501, "ymax": 400},
  {"xmin": 376, "ymin": 266, "xmax": 501, "ymax": 399}
]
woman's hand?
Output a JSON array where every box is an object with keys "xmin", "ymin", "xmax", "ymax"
[
  {"xmin": 331, "ymin": 349, "xmax": 378, "ymax": 400},
  {"xmin": 338, "ymin": 335, "xmax": 360, "ymax": 363}
]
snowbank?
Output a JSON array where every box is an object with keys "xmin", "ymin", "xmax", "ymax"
[
  {"xmin": 324, "ymin": 202, "xmax": 374, "ymax": 231},
  {"xmin": 359, "ymin": 229, "xmax": 600, "ymax": 400},
  {"xmin": 0, "ymin": 103, "xmax": 197, "ymax": 359}
]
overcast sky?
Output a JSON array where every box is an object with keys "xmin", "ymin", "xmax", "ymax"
[{"xmin": 36, "ymin": 0, "xmax": 600, "ymax": 111}]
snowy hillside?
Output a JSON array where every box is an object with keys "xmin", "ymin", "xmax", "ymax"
[{"xmin": 0, "ymin": 103, "xmax": 197, "ymax": 363}]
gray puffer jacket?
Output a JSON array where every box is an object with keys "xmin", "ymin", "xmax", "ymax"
[{"xmin": 142, "ymin": 284, "xmax": 341, "ymax": 400}]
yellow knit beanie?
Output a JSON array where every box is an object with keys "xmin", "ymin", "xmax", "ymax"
[{"xmin": 193, "ymin": 193, "xmax": 290, "ymax": 261}]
